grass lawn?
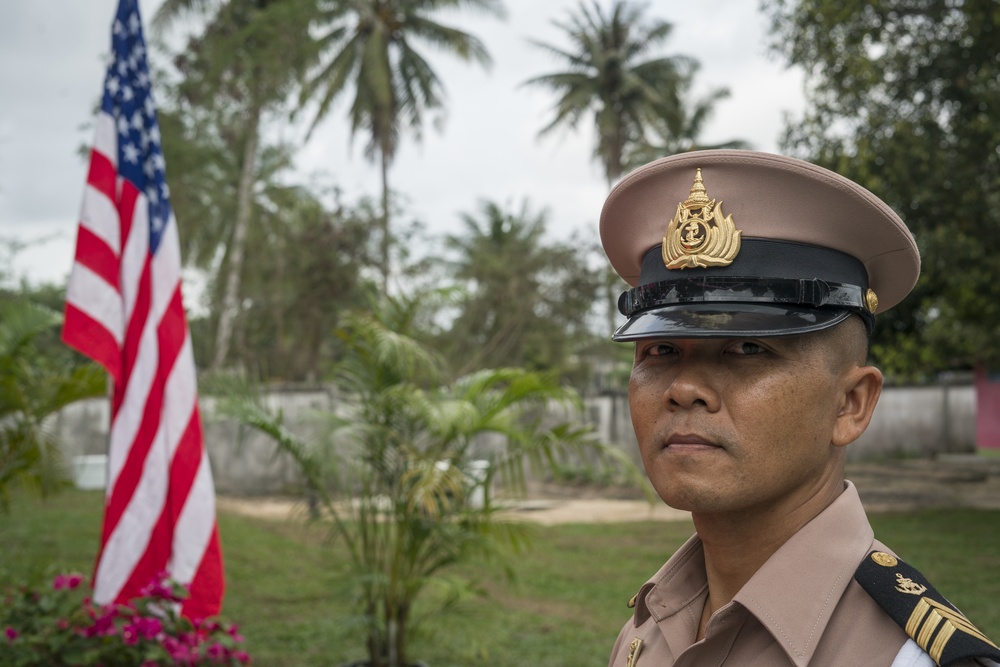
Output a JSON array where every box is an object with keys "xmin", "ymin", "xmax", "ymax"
[{"xmin": 2, "ymin": 489, "xmax": 999, "ymax": 666}]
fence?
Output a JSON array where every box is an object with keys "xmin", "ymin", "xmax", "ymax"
[{"xmin": 54, "ymin": 383, "xmax": 977, "ymax": 495}]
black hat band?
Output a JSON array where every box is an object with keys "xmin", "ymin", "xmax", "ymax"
[
  {"xmin": 619, "ymin": 276, "xmax": 869, "ymax": 317},
  {"xmin": 616, "ymin": 238, "xmax": 876, "ymax": 336}
]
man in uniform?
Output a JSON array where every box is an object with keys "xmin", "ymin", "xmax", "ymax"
[{"xmin": 601, "ymin": 150, "xmax": 1000, "ymax": 667}]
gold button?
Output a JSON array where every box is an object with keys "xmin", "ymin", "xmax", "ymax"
[{"xmin": 871, "ymin": 551, "xmax": 898, "ymax": 567}]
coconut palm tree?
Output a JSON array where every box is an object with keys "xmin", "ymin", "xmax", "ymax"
[
  {"xmin": 298, "ymin": 0, "xmax": 504, "ymax": 292},
  {"xmin": 626, "ymin": 81, "xmax": 751, "ymax": 166},
  {"xmin": 153, "ymin": 0, "xmax": 315, "ymax": 369},
  {"xmin": 443, "ymin": 199, "xmax": 601, "ymax": 377},
  {"xmin": 524, "ymin": 0, "xmax": 692, "ymax": 187},
  {"xmin": 218, "ymin": 293, "xmax": 641, "ymax": 667}
]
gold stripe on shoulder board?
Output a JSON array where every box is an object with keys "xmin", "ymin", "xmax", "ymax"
[{"xmin": 906, "ymin": 597, "xmax": 1000, "ymax": 664}]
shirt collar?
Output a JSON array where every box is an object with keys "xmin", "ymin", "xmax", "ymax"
[
  {"xmin": 632, "ymin": 482, "xmax": 874, "ymax": 666},
  {"xmin": 733, "ymin": 481, "xmax": 874, "ymax": 666},
  {"xmin": 633, "ymin": 533, "xmax": 707, "ymax": 627}
]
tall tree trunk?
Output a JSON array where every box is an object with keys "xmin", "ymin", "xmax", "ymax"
[
  {"xmin": 379, "ymin": 151, "xmax": 391, "ymax": 295},
  {"xmin": 211, "ymin": 110, "xmax": 260, "ymax": 370}
]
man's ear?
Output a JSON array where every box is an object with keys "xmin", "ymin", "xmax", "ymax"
[{"xmin": 832, "ymin": 365, "xmax": 883, "ymax": 448}]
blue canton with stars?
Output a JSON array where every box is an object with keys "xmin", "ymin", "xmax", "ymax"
[{"xmin": 100, "ymin": 0, "xmax": 171, "ymax": 254}]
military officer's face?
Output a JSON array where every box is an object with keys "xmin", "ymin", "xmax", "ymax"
[{"xmin": 628, "ymin": 331, "xmax": 858, "ymax": 515}]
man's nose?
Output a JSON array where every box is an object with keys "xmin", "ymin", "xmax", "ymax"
[{"xmin": 662, "ymin": 363, "xmax": 721, "ymax": 412}]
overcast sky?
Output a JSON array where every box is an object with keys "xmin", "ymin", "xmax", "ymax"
[{"xmin": 0, "ymin": 0, "xmax": 806, "ymax": 288}]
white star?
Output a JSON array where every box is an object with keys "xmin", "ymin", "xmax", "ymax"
[
  {"xmin": 148, "ymin": 125, "xmax": 161, "ymax": 144},
  {"xmin": 151, "ymin": 215, "xmax": 164, "ymax": 232},
  {"xmin": 117, "ymin": 116, "xmax": 130, "ymax": 135},
  {"xmin": 113, "ymin": 19, "xmax": 123, "ymax": 35},
  {"xmin": 143, "ymin": 158, "xmax": 155, "ymax": 178},
  {"xmin": 106, "ymin": 75, "xmax": 120, "ymax": 96},
  {"xmin": 123, "ymin": 143, "xmax": 140, "ymax": 164},
  {"xmin": 133, "ymin": 42, "xmax": 146, "ymax": 60},
  {"xmin": 122, "ymin": 85, "xmax": 133, "ymax": 102},
  {"xmin": 128, "ymin": 13, "xmax": 140, "ymax": 35},
  {"xmin": 117, "ymin": 59, "xmax": 128, "ymax": 76},
  {"xmin": 144, "ymin": 97, "xmax": 155, "ymax": 117},
  {"xmin": 146, "ymin": 187, "xmax": 159, "ymax": 205},
  {"xmin": 137, "ymin": 71, "xmax": 149, "ymax": 88},
  {"xmin": 131, "ymin": 111, "xmax": 144, "ymax": 130},
  {"xmin": 152, "ymin": 153, "xmax": 166, "ymax": 172},
  {"xmin": 160, "ymin": 182, "xmax": 170, "ymax": 199}
]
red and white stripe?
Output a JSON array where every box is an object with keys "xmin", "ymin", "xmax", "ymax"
[{"xmin": 63, "ymin": 111, "xmax": 224, "ymax": 620}]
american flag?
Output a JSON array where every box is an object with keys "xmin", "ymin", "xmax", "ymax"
[{"xmin": 62, "ymin": 0, "xmax": 224, "ymax": 619}]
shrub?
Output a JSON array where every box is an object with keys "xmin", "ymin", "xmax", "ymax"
[{"xmin": 1, "ymin": 572, "xmax": 249, "ymax": 666}]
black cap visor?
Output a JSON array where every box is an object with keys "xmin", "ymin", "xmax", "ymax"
[{"xmin": 612, "ymin": 302, "xmax": 853, "ymax": 341}]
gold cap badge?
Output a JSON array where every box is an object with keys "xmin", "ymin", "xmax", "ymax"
[{"xmin": 662, "ymin": 168, "xmax": 742, "ymax": 269}]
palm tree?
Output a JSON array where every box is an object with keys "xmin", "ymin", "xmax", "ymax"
[
  {"xmin": 443, "ymin": 199, "xmax": 601, "ymax": 376},
  {"xmin": 153, "ymin": 0, "xmax": 314, "ymax": 369},
  {"xmin": 626, "ymin": 80, "xmax": 751, "ymax": 167},
  {"xmin": 524, "ymin": 0, "xmax": 692, "ymax": 187},
  {"xmin": 298, "ymin": 0, "xmax": 504, "ymax": 292},
  {"xmin": 217, "ymin": 293, "xmax": 640, "ymax": 667},
  {"xmin": 0, "ymin": 299, "xmax": 105, "ymax": 509}
]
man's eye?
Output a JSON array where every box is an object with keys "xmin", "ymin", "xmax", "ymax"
[
  {"xmin": 640, "ymin": 343, "xmax": 676, "ymax": 358},
  {"xmin": 730, "ymin": 341, "xmax": 765, "ymax": 355}
]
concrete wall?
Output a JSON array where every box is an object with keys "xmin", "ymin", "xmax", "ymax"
[{"xmin": 54, "ymin": 383, "xmax": 976, "ymax": 495}]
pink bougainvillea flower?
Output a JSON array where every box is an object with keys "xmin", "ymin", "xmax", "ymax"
[
  {"xmin": 121, "ymin": 622, "xmax": 140, "ymax": 646},
  {"xmin": 205, "ymin": 641, "xmax": 227, "ymax": 662},
  {"xmin": 4, "ymin": 627, "xmax": 18, "ymax": 642},
  {"xmin": 163, "ymin": 635, "xmax": 194, "ymax": 664},
  {"xmin": 84, "ymin": 607, "xmax": 118, "ymax": 638},
  {"xmin": 51, "ymin": 573, "xmax": 85, "ymax": 590},
  {"xmin": 234, "ymin": 649, "xmax": 251, "ymax": 664},
  {"xmin": 134, "ymin": 616, "xmax": 163, "ymax": 639}
]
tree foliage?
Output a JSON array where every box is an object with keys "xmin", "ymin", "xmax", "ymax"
[
  {"xmin": 764, "ymin": 0, "xmax": 1000, "ymax": 378},
  {"xmin": 0, "ymin": 297, "xmax": 105, "ymax": 510},
  {"xmin": 441, "ymin": 199, "xmax": 603, "ymax": 380},
  {"xmin": 154, "ymin": 0, "xmax": 317, "ymax": 369},
  {"xmin": 525, "ymin": 0, "xmax": 733, "ymax": 186},
  {"xmin": 298, "ymin": 0, "xmax": 504, "ymax": 291},
  {"xmin": 214, "ymin": 294, "xmax": 639, "ymax": 667},
  {"xmin": 221, "ymin": 189, "xmax": 380, "ymax": 380}
]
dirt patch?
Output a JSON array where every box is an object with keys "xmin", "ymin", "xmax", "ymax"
[
  {"xmin": 847, "ymin": 455, "xmax": 1000, "ymax": 512},
  {"xmin": 216, "ymin": 455, "xmax": 1000, "ymax": 524}
]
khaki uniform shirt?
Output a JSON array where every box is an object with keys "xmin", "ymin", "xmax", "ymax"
[{"xmin": 608, "ymin": 482, "xmax": 993, "ymax": 667}]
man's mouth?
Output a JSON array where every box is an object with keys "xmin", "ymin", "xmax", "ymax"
[{"xmin": 663, "ymin": 433, "xmax": 722, "ymax": 450}]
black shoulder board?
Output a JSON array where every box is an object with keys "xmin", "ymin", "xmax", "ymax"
[{"xmin": 855, "ymin": 550, "xmax": 1000, "ymax": 666}]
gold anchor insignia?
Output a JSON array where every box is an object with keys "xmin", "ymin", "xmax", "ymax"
[
  {"xmin": 626, "ymin": 637, "xmax": 644, "ymax": 667},
  {"xmin": 662, "ymin": 168, "xmax": 742, "ymax": 270},
  {"xmin": 895, "ymin": 572, "xmax": 928, "ymax": 596}
]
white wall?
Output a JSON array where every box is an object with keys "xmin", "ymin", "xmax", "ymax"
[{"xmin": 53, "ymin": 383, "xmax": 977, "ymax": 494}]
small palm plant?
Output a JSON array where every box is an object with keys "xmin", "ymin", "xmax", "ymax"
[
  {"xmin": 0, "ymin": 299, "xmax": 105, "ymax": 509},
  {"xmin": 219, "ymin": 296, "xmax": 638, "ymax": 667}
]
